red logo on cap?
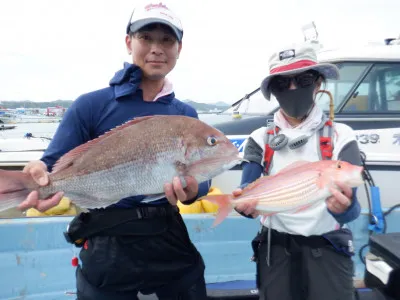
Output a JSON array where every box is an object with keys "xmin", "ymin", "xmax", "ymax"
[
  {"xmin": 270, "ymin": 60, "xmax": 316, "ymax": 74},
  {"xmin": 145, "ymin": 3, "xmax": 169, "ymax": 11}
]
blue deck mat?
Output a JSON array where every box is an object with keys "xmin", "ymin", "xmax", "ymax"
[
  {"xmin": 207, "ymin": 280, "xmax": 256, "ymax": 290},
  {"xmin": 138, "ymin": 281, "xmax": 375, "ymax": 299},
  {"xmin": 207, "ymin": 280, "xmax": 373, "ymax": 292},
  {"xmin": 207, "ymin": 280, "xmax": 257, "ymax": 290}
]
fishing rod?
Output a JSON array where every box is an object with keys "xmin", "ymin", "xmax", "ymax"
[{"xmin": 230, "ymin": 87, "xmax": 260, "ymax": 109}]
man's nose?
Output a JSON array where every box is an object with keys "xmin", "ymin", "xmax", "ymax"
[{"xmin": 150, "ymin": 42, "xmax": 163, "ymax": 55}]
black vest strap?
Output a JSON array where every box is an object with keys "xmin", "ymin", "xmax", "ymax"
[{"xmin": 64, "ymin": 205, "xmax": 179, "ymax": 246}]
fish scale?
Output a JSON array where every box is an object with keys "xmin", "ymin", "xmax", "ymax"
[
  {"xmin": 238, "ymin": 175, "xmax": 319, "ymax": 202},
  {"xmin": 40, "ymin": 156, "xmax": 182, "ymax": 206},
  {"xmin": 258, "ymin": 178, "xmax": 321, "ymax": 204},
  {"xmin": 256, "ymin": 185, "xmax": 323, "ymax": 211}
]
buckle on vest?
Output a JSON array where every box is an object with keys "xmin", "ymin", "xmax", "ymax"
[
  {"xmin": 63, "ymin": 230, "xmax": 73, "ymax": 244},
  {"xmin": 137, "ymin": 207, "xmax": 148, "ymax": 219},
  {"xmin": 63, "ymin": 229, "xmax": 86, "ymax": 247},
  {"xmin": 320, "ymin": 136, "xmax": 333, "ymax": 159}
]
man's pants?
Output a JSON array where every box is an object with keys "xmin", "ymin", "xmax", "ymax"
[{"xmin": 72, "ymin": 205, "xmax": 207, "ymax": 300}]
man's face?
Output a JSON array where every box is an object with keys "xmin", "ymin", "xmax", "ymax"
[{"xmin": 126, "ymin": 24, "xmax": 182, "ymax": 81}]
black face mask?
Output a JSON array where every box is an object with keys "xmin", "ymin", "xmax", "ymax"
[{"xmin": 273, "ymin": 83, "xmax": 316, "ymax": 119}]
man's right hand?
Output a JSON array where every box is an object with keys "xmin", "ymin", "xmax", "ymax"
[
  {"xmin": 233, "ymin": 188, "xmax": 259, "ymax": 218},
  {"xmin": 18, "ymin": 160, "xmax": 64, "ymax": 212}
]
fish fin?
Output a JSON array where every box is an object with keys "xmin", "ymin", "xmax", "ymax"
[
  {"xmin": 278, "ymin": 160, "xmax": 312, "ymax": 174},
  {"xmin": 67, "ymin": 193, "xmax": 120, "ymax": 209},
  {"xmin": 293, "ymin": 203, "xmax": 314, "ymax": 213},
  {"xmin": 242, "ymin": 178, "xmax": 264, "ymax": 192},
  {"xmin": 52, "ymin": 115, "xmax": 156, "ymax": 174},
  {"xmin": 260, "ymin": 211, "xmax": 277, "ymax": 217},
  {"xmin": 201, "ymin": 194, "xmax": 234, "ymax": 227},
  {"xmin": 0, "ymin": 169, "xmax": 36, "ymax": 212},
  {"xmin": 141, "ymin": 193, "xmax": 167, "ymax": 203},
  {"xmin": 0, "ymin": 190, "xmax": 32, "ymax": 212},
  {"xmin": 285, "ymin": 200, "xmax": 321, "ymax": 215},
  {"xmin": 141, "ymin": 176, "xmax": 187, "ymax": 204}
]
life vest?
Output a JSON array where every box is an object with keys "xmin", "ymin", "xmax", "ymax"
[{"xmin": 263, "ymin": 120, "xmax": 334, "ymax": 175}]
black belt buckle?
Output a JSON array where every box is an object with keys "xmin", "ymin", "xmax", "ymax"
[
  {"xmin": 63, "ymin": 221, "xmax": 86, "ymax": 247},
  {"xmin": 63, "ymin": 229, "xmax": 85, "ymax": 247},
  {"xmin": 63, "ymin": 230, "xmax": 73, "ymax": 244},
  {"xmin": 137, "ymin": 206, "xmax": 149, "ymax": 219}
]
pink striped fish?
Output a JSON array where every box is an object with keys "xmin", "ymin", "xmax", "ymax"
[{"xmin": 202, "ymin": 160, "xmax": 364, "ymax": 227}]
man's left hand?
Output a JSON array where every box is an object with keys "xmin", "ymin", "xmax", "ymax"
[
  {"xmin": 326, "ymin": 181, "xmax": 353, "ymax": 214},
  {"xmin": 164, "ymin": 176, "xmax": 198, "ymax": 206}
]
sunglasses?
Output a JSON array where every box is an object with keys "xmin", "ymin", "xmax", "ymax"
[{"xmin": 270, "ymin": 71, "xmax": 319, "ymax": 93}]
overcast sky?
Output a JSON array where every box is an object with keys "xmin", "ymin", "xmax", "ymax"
[{"xmin": 0, "ymin": 0, "xmax": 399, "ymax": 104}]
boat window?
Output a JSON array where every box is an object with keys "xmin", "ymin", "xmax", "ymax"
[
  {"xmin": 315, "ymin": 62, "xmax": 371, "ymax": 113},
  {"xmin": 342, "ymin": 63, "xmax": 400, "ymax": 113}
]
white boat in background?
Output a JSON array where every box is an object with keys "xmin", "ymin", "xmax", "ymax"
[
  {"xmin": 0, "ymin": 113, "xmax": 61, "ymax": 124},
  {"xmin": 0, "ymin": 136, "xmax": 51, "ymax": 168},
  {"xmin": 209, "ymin": 32, "xmax": 400, "ymax": 211},
  {"xmin": 14, "ymin": 114, "xmax": 62, "ymax": 123},
  {"xmin": 0, "ymin": 112, "xmax": 18, "ymax": 124}
]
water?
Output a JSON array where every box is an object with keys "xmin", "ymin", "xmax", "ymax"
[
  {"xmin": 0, "ymin": 114, "xmax": 241, "ymax": 141},
  {"xmin": 0, "ymin": 122, "xmax": 59, "ymax": 140}
]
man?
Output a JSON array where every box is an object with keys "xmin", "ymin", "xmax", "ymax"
[{"xmin": 18, "ymin": 3, "xmax": 210, "ymax": 299}]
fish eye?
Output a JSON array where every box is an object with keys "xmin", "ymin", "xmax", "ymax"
[
  {"xmin": 207, "ymin": 136, "xmax": 217, "ymax": 146},
  {"xmin": 336, "ymin": 162, "xmax": 342, "ymax": 169}
]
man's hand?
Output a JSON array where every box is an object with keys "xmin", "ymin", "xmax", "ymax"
[
  {"xmin": 18, "ymin": 160, "xmax": 64, "ymax": 212},
  {"xmin": 232, "ymin": 188, "xmax": 259, "ymax": 218},
  {"xmin": 326, "ymin": 181, "xmax": 353, "ymax": 214},
  {"xmin": 164, "ymin": 176, "xmax": 199, "ymax": 206}
]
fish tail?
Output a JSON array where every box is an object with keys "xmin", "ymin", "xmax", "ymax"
[
  {"xmin": 202, "ymin": 194, "xmax": 234, "ymax": 227},
  {"xmin": 0, "ymin": 169, "xmax": 36, "ymax": 212}
]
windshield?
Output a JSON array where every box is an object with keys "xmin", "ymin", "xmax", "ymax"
[{"xmin": 314, "ymin": 62, "xmax": 371, "ymax": 112}]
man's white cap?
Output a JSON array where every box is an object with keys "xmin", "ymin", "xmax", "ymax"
[{"xmin": 126, "ymin": 2, "xmax": 183, "ymax": 41}]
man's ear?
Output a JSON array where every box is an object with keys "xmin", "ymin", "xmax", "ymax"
[
  {"xmin": 177, "ymin": 42, "xmax": 183, "ymax": 58},
  {"xmin": 125, "ymin": 34, "xmax": 133, "ymax": 54}
]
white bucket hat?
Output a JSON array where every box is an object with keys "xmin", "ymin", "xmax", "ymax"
[
  {"xmin": 126, "ymin": 2, "xmax": 183, "ymax": 42},
  {"xmin": 260, "ymin": 44, "xmax": 340, "ymax": 100}
]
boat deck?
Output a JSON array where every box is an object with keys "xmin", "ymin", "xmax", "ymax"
[{"xmin": 0, "ymin": 210, "xmax": 399, "ymax": 299}]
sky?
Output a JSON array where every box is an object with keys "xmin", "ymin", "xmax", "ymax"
[{"xmin": 0, "ymin": 0, "xmax": 399, "ymax": 105}]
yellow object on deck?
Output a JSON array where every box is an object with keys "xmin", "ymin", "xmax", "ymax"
[
  {"xmin": 177, "ymin": 187, "xmax": 222, "ymax": 214},
  {"xmin": 177, "ymin": 199, "xmax": 203, "ymax": 214},
  {"xmin": 26, "ymin": 197, "xmax": 77, "ymax": 217}
]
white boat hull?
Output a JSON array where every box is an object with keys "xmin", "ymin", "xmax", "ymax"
[{"xmin": 0, "ymin": 138, "xmax": 51, "ymax": 167}]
